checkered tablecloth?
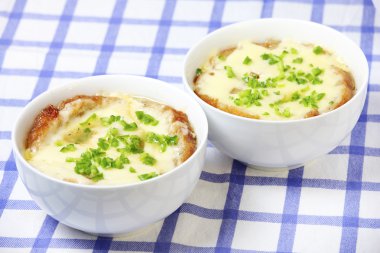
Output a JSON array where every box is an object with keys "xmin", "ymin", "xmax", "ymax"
[{"xmin": 0, "ymin": 0, "xmax": 379, "ymax": 252}]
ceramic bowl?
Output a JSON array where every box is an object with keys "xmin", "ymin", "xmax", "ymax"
[
  {"xmin": 183, "ymin": 18, "xmax": 368, "ymax": 169},
  {"xmin": 12, "ymin": 75, "xmax": 208, "ymax": 236}
]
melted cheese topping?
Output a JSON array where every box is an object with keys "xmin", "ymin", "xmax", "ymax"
[
  {"xmin": 26, "ymin": 95, "xmax": 183, "ymax": 186},
  {"xmin": 195, "ymin": 40, "xmax": 353, "ymax": 120}
]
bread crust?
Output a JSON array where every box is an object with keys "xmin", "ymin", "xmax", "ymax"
[
  {"xmin": 26, "ymin": 105, "xmax": 60, "ymax": 149},
  {"xmin": 332, "ymin": 67, "xmax": 355, "ymax": 109},
  {"xmin": 26, "ymin": 95, "xmax": 109, "ymax": 149},
  {"xmin": 170, "ymin": 109, "xmax": 197, "ymax": 162}
]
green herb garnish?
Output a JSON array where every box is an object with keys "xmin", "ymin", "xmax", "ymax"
[
  {"xmin": 195, "ymin": 68, "xmax": 202, "ymax": 76},
  {"xmin": 232, "ymin": 89, "xmax": 262, "ymax": 107},
  {"xmin": 243, "ymin": 56, "xmax": 252, "ymax": 65},
  {"xmin": 100, "ymin": 115, "xmax": 121, "ymax": 126},
  {"xmin": 292, "ymin": 57, "xmax": 303, "ymax": 64},
  {"xmin": 135, "ymin": 111, "xmax": 159, "ymax": 126},
  {"xmin": 80, "ymin": 113, "xmax": 97, "ymax": 127},
  {"xmin": 118, "ymin": 135, "xmax": 145, "ymax": 154},
  {"xmin": 138, "ymin": 172, "xmax": 158, "ymax": 181},
  {"xmin": 311, "ymin": 67, "xmax": 324, "ymax": 76},
  {"xmin": 224, "ymin": 66, "xmax": 236, "ymax": 78},
  {"xmin": 129, "ymin": 167, "xmax": 136, "ymax": 173},
  {"xmin": 55, "ymin": 140, "xmax": 64, "ymax": 147},
  {"xmin": 261, "ymin": 89, "xmax": 269, "ymax": 96},
  {"xmin": 74, "ymin": 151, "xmax": 104, "ymax": 182},
  {"xmin": 140, "ymin": 153, "xmax": 157, "ymax": 166},
  {"xmin": 112, "ymin": 154, "xmax": 130, "ymax": 169},
  {"xmin": 65, "ymin": 157, "xmax": 77, "ymax": 162},
  {"xmin": 146, "ymin": 132, "xmax": 178, "ymax": 152},
  {"xmin": 313, "ymin": 46, "xmax": 324, "ymax": 55},
  {"xmin": 300, "ymin": 91, "xmax": 326, "ymax": 109},
  {"xmin": 119, "ymin": 120, "xmax": 138, "ymax": 131},
  {"xmin": 291, "ymin": 91, "xmax": 301, "ymax": 101},
  {"xmin": 218, "ymin": 55, "xmax": 226, "ymax": 61},
  {"xmin": 60, "ymin": 144, "xmax": 76, "ymax": 153},
  {"xmin": 282, "ymin": 108, "xmax": 292, "ymax": 118},
  {"xmin": 261, "ymin": 53, "xmax": 279, "ymax": 65},
  {"xmin": 97, "ymin": 138, "xmax": 109, "ymax": 150}
]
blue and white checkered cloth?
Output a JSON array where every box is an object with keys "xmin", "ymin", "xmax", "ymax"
[{"xmin": 0, "ymin": 0, "xmax": 379, "ymax": 252}]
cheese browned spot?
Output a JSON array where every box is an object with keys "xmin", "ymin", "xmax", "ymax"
[
  {"xmin": 194, "ymin": 39, "xmax": 355, "ymax": 120},
  {"xmin": 25, "ymin": 94, "xmax": 196, "ymax": 186},
  {"xmin": 26, "ymin": 95, "xmax": 113, "ymax": 150}
]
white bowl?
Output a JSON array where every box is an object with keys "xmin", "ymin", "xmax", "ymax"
[
  {"xmin": 12, "ymin": 75, "xmax": 208, "ymax": 236},
  {"xmin": 183, "ymin": 18, "xmax": 368, "ymax": 169}
]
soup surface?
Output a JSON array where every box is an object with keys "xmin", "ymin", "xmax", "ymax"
[
  {"xmin": 193, "ymin": 39, "xmax": 355, "ymax": 120},
  {"xmin": 25, "ymin": 94, "xmax": 197, "ymax": 185}
]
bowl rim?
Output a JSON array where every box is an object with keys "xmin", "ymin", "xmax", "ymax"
[
  {"xmin": 183, "ymin": 18, "xmax": 369, "ymax": 125},
  {"xmin": 12, "ymin": 74, "xmax": 208, "ymax": 190}
]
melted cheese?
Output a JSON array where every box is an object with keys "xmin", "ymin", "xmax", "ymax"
[
  {"xmin": 26, "ymin": 95, "xmax": 182, "ymax": 186},
  {"xmin": 196, "ymin": 40, "xmax": 353, "ymax": 120}
]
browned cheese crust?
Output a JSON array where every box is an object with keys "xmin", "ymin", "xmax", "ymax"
[
  {"xmin": 26, "ymin": 95, "xmax": 108, "ymax": 149},
  {"xmin": 332, "ymin": 67, "xmax": 355, "ymax": 109},
  {"xmin": 169, "ymin": 109, "xmax": 197, "ymax": 162},
  {"xmin": 26, "ymin": 105, "xmax": 60, "ymax": 149}
]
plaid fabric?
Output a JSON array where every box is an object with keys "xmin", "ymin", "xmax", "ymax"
[{"xmin": 0, "ymin": 0, "xmax": 379, "ymax": 252}]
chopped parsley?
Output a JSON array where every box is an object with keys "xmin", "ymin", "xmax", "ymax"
[
  {"xmin": 146, "ymin": 132, "xmax": 178, "ymax": 152},
  {"xmin": 140, "ymin": 153, "xmax": 157, "ymax": 166},
  {"xmin": 261, "ymin": 89, "xmax": 269, "ymax": 96},
  {"xmin": 60, "ymin": 144, "xmax": 76, "ymax": 153},
  {"xmin": 313, "ymin": 46, "xmax": 325, "ymax": 55},
  {"xmin": 80, "ymin": 113, "xmax": 97, "ymax": 127},
  {"xmin": 292, "ymin": 57, "xmax": 303, "ymax": 64},
  {"xmin": 135, "ymin": 111, "xmax": 159, "ymax": 126},
  {"xmin": 232, "ymin": 89, "xmax": 262, "ymax": 107},
  {"xmin": 261, "ymin": 53, "xmax": 280, "ymax": 65},
  {"xmin": 55, "ymin": 140, "xmax": 64, "ymax": 147},
  {"xmin": 311, "ymin": 67, "xmax": 324, "ymax": 76},
  {"xmin": 195, "ymin": 68, "xmax": 202, "ymax": 76},
  {"xmin": 270, "ymin": 102, "xmax": 292, "ymax": 118},
  {"xmin": 224, "ymin": 65, "xmax": 236, "ymax": 78},
  {"xmin": 74, "ymin": 151, "xmax": 104, "ymax": 182},
  {"xmin": 300, "ymin": 91, "xmax": 326, "ymax": 109},
  {"xmin": 291, "ymin": 91, "xmax": 301, "ymax": 101},
  {"xmin": 119, "ymin": 120, "xmax": 138, "ymax": 131},
  {"xmin": 243, "ymin": 56, "xmax": 252, "ymax": 65},
  {"xmin": 218, "ymin": 55, "xmax": 226, "ymax": 61},
  {"xmin": 117, "ymin": 135, "xmax": 144, "ymax": 154},
  {"xmin": 100, "ymin": 115, "xmax": 121, "ymax": 126},
  {"xmin": 65, "ymin": 157, "xmax": 77, "ymax": 162},
  {"xmin": 138, "ymin": 172, "xmax": 158, "ymax": 181},
  {"xmin": 97, "ymin": 138, "xmax": 110, "ymax": 150},
  {"xmin": 282, "ymin": 108, "xmax": 292, "ymax": 118}
]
